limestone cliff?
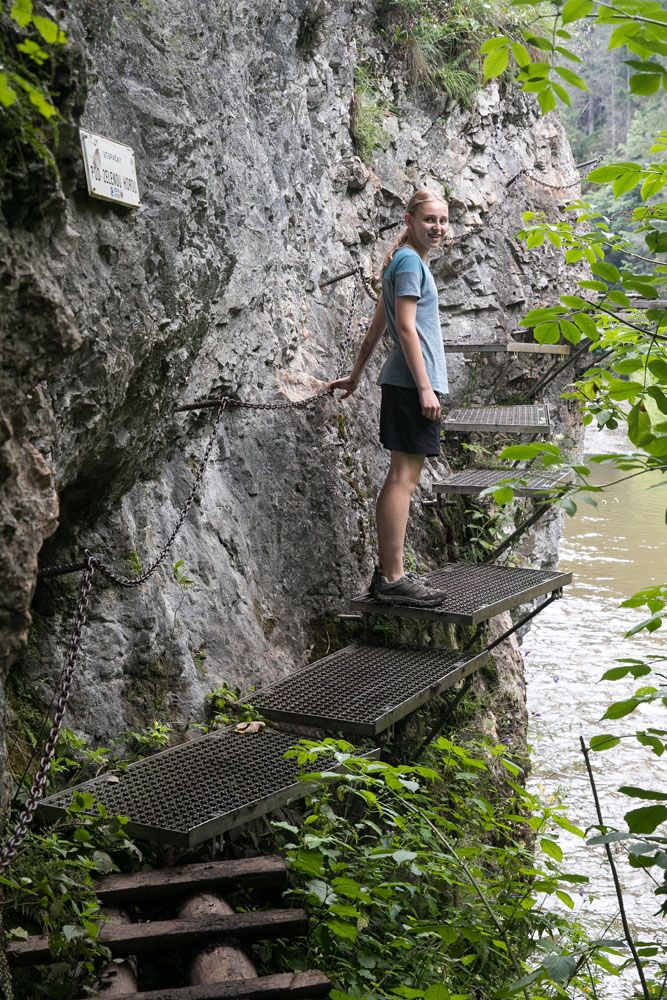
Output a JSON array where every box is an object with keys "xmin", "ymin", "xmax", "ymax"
[{"xmin": 1, "ymin": 0, "xmax": 582, "ymax": 763}]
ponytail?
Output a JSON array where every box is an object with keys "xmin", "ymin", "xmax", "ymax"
[{"xmin": 381, "ymin": 188, "xmax": 448, "ymax": 275}]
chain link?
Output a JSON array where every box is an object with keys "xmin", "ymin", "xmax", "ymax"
[
  {"xmin": 0, "ymin": 556, "xmax": 95, "ymax": 875},
  {"xmin": 89, "ymin": 402, "xmax": 227, "ymax": 587},
  {"xmin": 357, "ymin": 269, "xmax": 379, "ymax": 303}
]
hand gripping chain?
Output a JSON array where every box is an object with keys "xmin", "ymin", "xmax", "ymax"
[{"xmin": 0, "ymin": 556, "xmax": 95, "ymax": 875}]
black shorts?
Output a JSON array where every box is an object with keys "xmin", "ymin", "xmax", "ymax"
[{"xmin": 379, "ymin": 384, "xmax": 442, "ymax": 456}]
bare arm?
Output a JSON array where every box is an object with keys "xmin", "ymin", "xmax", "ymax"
[
  {"xmin": 395, "ymin": 296, "xmax": 440, "ymax": 421},
  {"xmin": 329, "ymin": 297, "xmax": 387, "ymax": 398}
]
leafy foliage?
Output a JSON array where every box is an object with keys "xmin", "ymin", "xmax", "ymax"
[
  {"xmin": 0, "ymin": 0, "xmax": 70, "ymax": 210},
  {"xmin": 271, "ymin": 738, "xmax": 599, "ymax": 1000},
  {"xmin": 351, "ymin": 65, "xmax": 395, "ymax": 164}
]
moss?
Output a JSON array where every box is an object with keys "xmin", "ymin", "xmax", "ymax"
[
  {"xmin": 308, "ymin": 613, "xmax": 348, "ymax": 662},
  {"xmin": 124, "ymin": 656, "xmax": 185, "ymax": 725},
  {"xmin": 336, "ymin": 413, "xmax": 348, "ymax": 442},
  {"xmin": 262, "ymin": 617, "xmax": 276, "ymax": 638},
  {"xmin": 4, "ymin": 671, "xmax": 46, "ymax": 779},
  {"xmin": 192, "ymin": 645, "xmax": 208, "ymax": 679}
]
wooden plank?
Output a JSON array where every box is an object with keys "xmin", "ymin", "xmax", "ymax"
[
  {"xmin": 95, "ymin": 857, "xmax": 286, "ymax": 905},
  {"xmin": 182, "ymin": 894, "xmax": 257, "ymax": 985},
  {"xmin": 89, "ymin": 971, "xmax": 331, "ymax": 999},
  {"xmin": 8, "ymin": 909, "xmax": 308, "ymax": 966}
]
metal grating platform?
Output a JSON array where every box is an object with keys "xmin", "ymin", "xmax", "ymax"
[
  {"xmin": 444, "ymin": 405, "xmax": 550, "ymax": 434},
  {"xmin": 433, "ymin": 467, "xmax": 573, "ymax": 497},
  {"xmin": 254, "ymin": 644, "xmax": 489, "ymax": 737},
  {"xmin": 444, "ymin": 341, "xmax": 570, "ymax": 356},
  {"xmin": 349, "ymin": 562, "xmax": 571, "ymax": 623},
  {"xmin": 37, "ymin": 728, "xmax": 366, "ymax": 848}
]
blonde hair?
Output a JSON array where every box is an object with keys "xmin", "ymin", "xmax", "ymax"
[{"xmin": 381, "ymin": 189, "xmax": 448, "ymax": 274}]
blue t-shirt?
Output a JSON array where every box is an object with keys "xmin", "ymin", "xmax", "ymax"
[{"xmin": 377, "ymin": 245, "xmax": 449, "ymax": 394}]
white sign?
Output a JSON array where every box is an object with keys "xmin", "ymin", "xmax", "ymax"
[{"xmin": 80, "ymin": 129, "xmax": 140, "ymax": 207}]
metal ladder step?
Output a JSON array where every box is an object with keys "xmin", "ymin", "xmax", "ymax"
[
  {"xmin": 443, "ymin": 404, "xmax": 550, "ymax": 434},
  {"xmin": 444, "ymin": 341, "xmax": 570, "ymax": 356},
  {"xmin": 38, "ymin": 727, "xmax": 375, "ymax": 848},
  {"xmin": 433, "ymin": 467, "xmax": 573, "ymax": 497},
  {"xmin": 254, "ymin": 643, "xmax": 489, "ymax": 737},
  {"xmin": 348, "ymin": 562, "xmax": 571, "ymax": 624}
]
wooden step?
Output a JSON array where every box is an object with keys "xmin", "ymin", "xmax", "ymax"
[
  {"xmin": 8, "ymin": 909, "xmax": 308, "ymax": 967},
  {"xmin": 89, "ymin": 971, "xmax": 332, "ymax": 999},
  {"xmin": 348, "ymin": 562, "xmax": 571, "ymax": 624},
  {"xmin": 94, "ymin": 857, "xmax": 286, "ymax": 905}
]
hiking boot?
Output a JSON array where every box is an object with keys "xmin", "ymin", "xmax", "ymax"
[{"xmin": 369, "ymin": 567, "xmax": 448, "ymax": 608}]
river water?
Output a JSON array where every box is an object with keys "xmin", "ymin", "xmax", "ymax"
[{"xmin": 525, "ymin": 426, "xmax": 667, "ymax": 998}]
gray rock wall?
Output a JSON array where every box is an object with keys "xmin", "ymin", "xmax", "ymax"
[{"xmin": 2, "ymin": 0, "xmax": 583, "ymax": 754}]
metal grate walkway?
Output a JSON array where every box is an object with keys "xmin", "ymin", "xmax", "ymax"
[
  {"xmin": 37, "ymin": 728, "xmax": 367, "ymax": 848},
  {"xmin": 444, "ymin": 341, "xmax": 570, "ymax": 356},
  {"xmin": 444, "ymin": 405, "xmax": 550, "ymax": 434},
  {"xmin": 433, "ymin": 467, "xmax": 573, "ymax": 497},
  {"xmin": 349, "ymin": 562, "xmax": 571, "ymax": 623},
  {"xmin": 254, "ymin": 644, "xmax": 489, "ymax": 737}
]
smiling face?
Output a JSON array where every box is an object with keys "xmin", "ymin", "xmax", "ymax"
[{"xmin": 405, "ymin": 198, "xmax": 449, "ymax": 257}]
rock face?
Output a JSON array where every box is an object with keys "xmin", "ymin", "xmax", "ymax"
[{"xmin": 1, "ymin": 1, "xmax": 583, "ymax": 756}]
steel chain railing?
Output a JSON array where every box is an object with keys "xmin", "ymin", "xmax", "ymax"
[
  {"xmin": 0, "ymin": 555, "xmax": 95, "ymax": 875},
  {"xmin": 89, "ymin": 401, "xmax": 228, "ymax": 587}
]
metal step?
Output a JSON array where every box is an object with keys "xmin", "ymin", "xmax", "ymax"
[
  {"xmin": 349, "ymin": 562, "xmax": 571, "ymax": 624},
  {"xmin": 444, "ymin": 404, "xmax": 550, "ymax": 434},
  {"xmin": 433, "ymin": 467, "xmax": 573, "ymax": 497},
  {"xmin": 38, "ymin": 728, "xmax": 374, "ymax": 848},
  {"xmin": 254, "ymin": 643, "xmax": 489, "ymax": 737},
  {"xmin": 444, "ymin": 341, "xmax": 570, "ymax": 356}
]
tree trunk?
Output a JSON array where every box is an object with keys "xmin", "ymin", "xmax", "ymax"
[{"xmin": 179, "ymin": 893, "xmax": 257, "ymax": 986}]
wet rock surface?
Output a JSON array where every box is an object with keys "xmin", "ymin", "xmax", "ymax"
[{"xmin": 1, "ymin": 0, "xmax": 583, "ymax": 752}]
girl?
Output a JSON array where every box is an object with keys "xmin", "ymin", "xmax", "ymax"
[{"xmin": 330, "ymin": 189, "xmax": 450, "ymax": 608}]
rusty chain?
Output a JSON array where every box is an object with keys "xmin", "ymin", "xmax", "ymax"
[
  {"xmin": 0, "ymin": 556, "xmax": 95, "ymax": 875},
  {"xmin": 2, "ymin": 404, "xmax": 234, "ymax": 867}
]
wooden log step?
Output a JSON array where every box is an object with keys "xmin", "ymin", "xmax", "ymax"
[
  {"xmin": 8, "ymin": 909, "xmax": 308, "ymax": 966},
  {"xmin": 94, "ymin": 857, "xmax": 286, "ymax": 905},
  {"xmin": 89, "ymin": 971, "xmax": 331, "ymax": 999}
]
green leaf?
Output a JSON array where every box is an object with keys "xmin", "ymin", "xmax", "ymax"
[
  {"xmin": 590, "ymin": 734, "xmax": 621, "ymax": 751},
  {"xmin": 560, "ymin": 0, "xmax": 594, "ymax": 24},
  {"xmin": 512, "ymin": 41, "xmax": 531, "ymax": 67},
  {"xmin": 602, "ymin": 698, "xmax": 640, "ymax": 720},
  {"xmin": 543, "ymin": 954, "xmax": 579, "ymax": 983},
  {"xmin": 537, "ymin": 86, "xmax": 557, "ymax": 114},
  {"xmin": 559, "ymin": 320, "xmax": 582, "ymax": 344},
  {"xmin": 551, "ymin": 81, "xmax": 571, "ymax": 105},
  {"xmin": 619, "ymin": 786, "xmax": 667, "ymax": 801},
  {"xmin": 326, "ymin": 917, "xmax": 357, "ymax": 942},
  {"xmin": 32, "ymin": 14, "xmax": 67, "ymax": 44},
  {"xmin": 625, "ymin": 804, "xmax": 667, "ymax": 834},
  {"xmin": 16, "ymin": 39, "xmax": 49, "ymax": 64},
  {"xmin": 10, "ymin": 0, "xmax": 32, "ymax": 28},
  {"xmin": 602, "ymin": 662, "xmax": 650, "ymax": 679},
  {"xmin": 483, "ymin": 46, "xmax": 509, "ymax": 79},
  {"xmin": 556, "ymin": 889, "xmax": 575, "ymax": 909},
  {"xmin": 647, "ymin": 387, "xmax": 667, "ymax": 415},
  {"xmin": 591, "ymin": 260, "xmax": 621, "ymax": 282},
  {"xmin": 534, "ymin": 322, "xmax": 560, "ymax": 343},
  {"xmin": 613, "ymin": 170, "xmax": 642, "ymax": 197},
  {"xmin": 649, "ymin": 359, "xmax": 667, "ymax": 383},
  {"xmin": 630, "ymin": 73, "xmax": 662, "ymax": 95},
  {"xmin": 628, "ymin": 403, "xmax": 653, "ymax": 449},
  {"xmin": 540, "ymin": 838, "xmax": 563, "ymax": 862},
  {"xmin": 554, "ymin": 65, "xmax": 587, "ymax": 89},
  {"xmin": 526, "ymin": 231, "xmax": 545, "ymax": 248},
  {"xmin": 587, "ymin": 164, "xmax": 633, "ymax": 183},
  {"xmin": 480, "ymin": 36, "xmax": 509, "ymax": 53},
  {"xmin": 0, "ymin": 73, "xmax": 17, "ymax": 108},
  {"xmin": 424, "ymin": 987, "xmax": 451, "ymax": 1000}
]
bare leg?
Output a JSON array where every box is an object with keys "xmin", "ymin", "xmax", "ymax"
[{"xmin": 376, "ymin": 450, "xmax": 426, "ymax": 582}]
